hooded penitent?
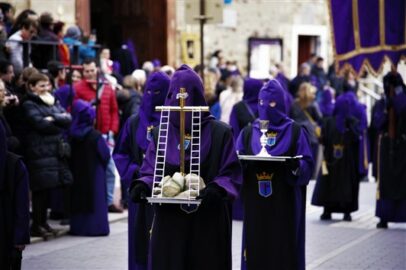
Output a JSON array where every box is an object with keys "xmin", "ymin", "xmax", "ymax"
[
  {"xmin": 242, "ymin": 78, "xmax": 263, "ymax": 116},
  {"xmin": 319, "ymin": 88, "xmax": 335, "ymax": 117},
  {"xmin": 136, "ymin": 71, "xmax": 170, "ymax": 151},
  {"xmin": 163, "ymin": 65, "xmax": 214, "ymax": 164}
]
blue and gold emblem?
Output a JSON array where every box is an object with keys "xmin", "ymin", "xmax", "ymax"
[
  {"xmin": 266, "ymin": 132, "xmax": 277, "ymax": 147},
  {"xmin": 146, "ymin": 125, "xmax": 154, "ymax": 141},
  {"xmin": 177, "ymin": 134, "xmax": 191, "ymax": 150},
  {"xmin": 256, "ymin": 172, "xmax": 274, "ymax": 197},
  {"xmin": 333, "ymin": 144, "xmax": 344, "ymax": 159}
]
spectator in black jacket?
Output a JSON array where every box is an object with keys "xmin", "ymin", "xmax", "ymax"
[
  {"xmin": 22, "ymin": 72, "xmax": 72, "ymax": 237},
  {"xmin": 31, "ymin": 12, "xmax": 59, "ymax": 70}
]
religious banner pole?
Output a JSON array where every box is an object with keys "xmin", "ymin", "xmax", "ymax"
[
  {"xmin": 178, "ymin": 87, "xmax": 187, "ymax": 176},
  {"xmin": 199, "ymin": 0, "xmax": 206, "ymax": 86}
]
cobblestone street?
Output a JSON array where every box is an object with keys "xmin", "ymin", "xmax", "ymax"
[{"xmin": 22, "ymin": 182, "xmax": 406, "ymax": 270}]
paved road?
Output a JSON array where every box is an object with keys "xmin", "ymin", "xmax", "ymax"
[{"xmin": 22, "ymin": 182, "xmax": 406, "ymax": 270}]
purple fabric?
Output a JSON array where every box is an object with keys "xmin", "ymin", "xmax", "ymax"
[
  {"xmin": 318, "ymin": 88, "xmax": 335, "ymax": 117},
  {"xmin": 334, "ymin": 92, "xmax": 369, "ymax": 175},
  {"xmin": 242, "ymin": 78, "xmax": 263, "ymax": 115},
  {"xmin": 163, "ymin": 65, "xmax": 214, "ymax": 164},
  {"xmin": 113, "ymin": 118, "xmax": 141, "ymax": 186},
  {"xmin": 126, "ymin": 39, "xmax": 139, "ymax": 69},
  {"xmin": 136, "ymin": 71, "xmax": 170, "ymax": 152},
  {"xmin": 54, "ymin": 85, "xmax": 75, "ymax": 111},
  {"xmin": 358, "ymin": 0, "xmax": 380, "ymax": 47},
  {"xmin": 331, "ymin": 0, "xmax": 406, "ymax": 73},
  {"xmin": 257, "ymin": 79, "xmax": 288, "ymax": 125},
  {"xmin": 69, "ymin": 100, "xmax": 95, "ymax": 139},
  {"xmin": 152, "ymin": 59, "xmax": 161, "ymax": 68},
  {"xmin": 69, "ymin": 137, "xmax": 110, "ymax": 236}
]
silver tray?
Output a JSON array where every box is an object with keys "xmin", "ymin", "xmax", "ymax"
[
  {"xmin": 147, "ymin": 197, "xmax": 201, "ymax": 205},
  {"xmin": 238, "ymin": 155, "xmax": 303, "ymax": 162}
]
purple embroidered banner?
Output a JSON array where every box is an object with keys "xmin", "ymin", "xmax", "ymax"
[{"xmin": 328, "ymin": 0, "xmax": 406, "ymax": 75}]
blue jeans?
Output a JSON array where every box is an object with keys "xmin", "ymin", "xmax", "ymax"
[{"xmin": 106, "ymin": 155, "xmax": 116, "ymax": 206}]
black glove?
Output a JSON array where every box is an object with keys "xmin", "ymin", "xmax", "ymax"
[
  {"xmin": 286, "ymin": 158, "xmax": 300, "ymax": 175},
  {"xmin": 129, "ymin": 181, "xmax": 150, "ymax": 203},
  {"xmin": 196, "ymin": 184, "xmax": 227, "ymax": 207}
]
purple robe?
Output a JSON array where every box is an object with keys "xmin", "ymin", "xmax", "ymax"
[
  {"xmin": 113, "ymin": 71, "xmax": 170, "ymax": 270},
  {"xmin": 236, "ymin": 80, "xmax": 313, "ymax": 270},
  {"xmin": 69, "ymin": 100, "xmax": 110, "ymax": 236},
  {"xmin": 138, "ymin": 65, "xmax": 242, "ymax": 270},
  {"xmin": 374, "ymin": 72, "xmax": 406, "ymax": 222}
]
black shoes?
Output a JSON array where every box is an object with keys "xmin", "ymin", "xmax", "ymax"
[
  {"xmin": 30, "ymin": 225, "xmax": 51, "ymax": 238},
  {"xmin": 320, "ymin": 212, "xmax": 332, "ymax": 220},
  {"xmin": 343, "ymin": 213, "xmax": 352, "ymax": 221},
  {"xmin": 108, "ymin": 204, "xmax": 124, "ymax": 213},
  {"xmin": 377, "ymin": 220, "xmax": 388, "ymax": 229}
]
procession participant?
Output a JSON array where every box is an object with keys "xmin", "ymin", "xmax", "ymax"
[
  {"xmin": 372, "ymin": 69, "xmax": 406, "ymax": 228},
  {"xmin": 130, "ymin": 65, "xmax": 242, "ymax": 270},
  {"xmin": 0, "ymin": 122, "xmax": 30, "ymax": 270},
  {"xmin": 311, "ymin": 93, "xmax": 366, "ymax": 221},
  {"xmin": 236, "ymin": 79, "xmax": 313, "ymax": 270},
  {"xmin": 69, "ymin": 100, "xmax": 110, "ymax": 236},
  {"xmin": 229, "ymin": 78, "xmax": 262, "ymax": 221},
  {"xmin": 113, "ymin": 71, "xmax": 170, "ymax": 270}
]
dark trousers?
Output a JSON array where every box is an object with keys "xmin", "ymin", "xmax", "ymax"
[
  {"xmin": 11, "ymin": 249, "xmax": 22, "ymax": 270},
  {"xmin": 32, "ymin": 190, "xmax": 49, "ymax": 227}
]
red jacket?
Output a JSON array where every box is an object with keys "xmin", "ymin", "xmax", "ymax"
[{"xmin": 74, "ymin": 79, "xmax": 119, "ymax": 134}]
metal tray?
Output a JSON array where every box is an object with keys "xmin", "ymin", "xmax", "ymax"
[
  {"xmin": 147, "ymin": 197, "xmax": 201, "ymax": 205},
  {"xmin": 238, "ymin": 155, "xmax": 303, "ymax": 162}
]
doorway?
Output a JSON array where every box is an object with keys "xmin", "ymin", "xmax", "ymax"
[{"xmin": 297, "ymin": 35, "xmax": 320, "ymax": 68}]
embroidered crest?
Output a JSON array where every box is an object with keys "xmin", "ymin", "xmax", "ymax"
[
  {"xmin": 266, "ymin": 132, "xmax": 277, "ymax": 147},
  {"xmin": 177, "ymin": 134, "xmax": 191, "ymax": 150},
  {"xmin": 146, "ymin": 125, "xmax": 154, "ymax": 141},
  {"xmin": 256, "ymin": 172, "xmax": 274, "ymax": 197},
  {"xmin": 333, "ymin": 144, "xmax": 344, "ymax": 159}
]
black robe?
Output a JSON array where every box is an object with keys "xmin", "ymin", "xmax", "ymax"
[
  {"xmin": 311, "ymin": 117, "xmax": 360, "ymax": 213},
  {"xmin": 0, "ymin": 152, "xmax": 30, "ymax": 269},
  {"xmin": 148, "ymin": 121, "xmax": 238, "ymax": 270},
  {"xmin": 240, "ymin": 123, "xmax": 307, "ymax": 270}
]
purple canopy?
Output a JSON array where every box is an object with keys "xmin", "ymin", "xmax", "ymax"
[{"xmin": 329, "ymin": 0, "xmax": 406, "ymax": 75}]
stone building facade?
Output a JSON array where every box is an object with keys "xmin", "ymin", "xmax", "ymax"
[{"xmin": 176, "ymin": 0, "xmax": 333, "ymax": 78}]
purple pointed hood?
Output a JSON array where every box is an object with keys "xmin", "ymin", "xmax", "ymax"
[
  {"xmin": 165, "ymin": 64, "xmax": 212, "ymax": 130},
  {"xmin": 318, "ymin": 88, "xmax": 335, "ymax": 117},
  {"xmin": 243, "ymin": 78, "xmax": 263, "ymax": 115},
  {"xmin": 258, "ymin": 79, "xmax": 289, "ymax": 126},
  {"xmin": 69, "ymin": 99, "xmax": 95, "ymax": 139},
  {"xmin": 163, "ymin": 65, "xmax": 214, "ymax": 165},
  {"xmin": 139, "ymin": 71, "xmax": 171, "ymax": 125},
  {"xmin": 136, "ymin": 71, "xmax": 170, "ymax": 151}
]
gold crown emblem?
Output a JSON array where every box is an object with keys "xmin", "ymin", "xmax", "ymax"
[
  {"xmin": 267, "ymin": 132, "xmax": 277, "ymax": 137},
  {"xmin": 333, "ymin": 144, "xmax": 344, "ymax": 150},
  {"xmin": 256, "ymin": 172, "xmax": 274, "ymax": 181}
]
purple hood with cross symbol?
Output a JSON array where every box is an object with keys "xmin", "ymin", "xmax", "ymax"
[{"xmin": 161, "ymin": 64, "xmax": 214, "ymax": 164}]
